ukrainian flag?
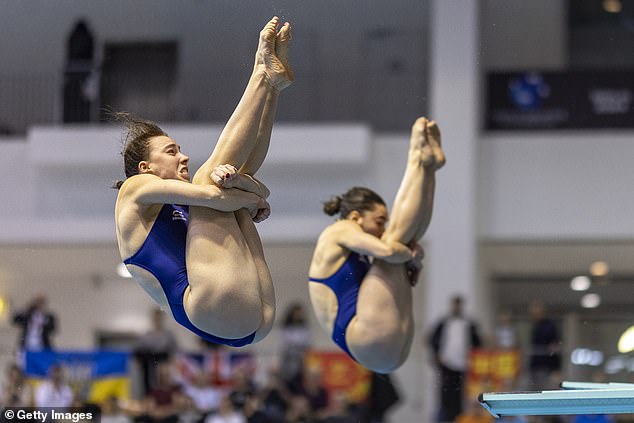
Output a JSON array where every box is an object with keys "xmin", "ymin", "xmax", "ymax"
[{"xmin": 25, "ymin": 350, "xmax": 130, "ymax": 402}]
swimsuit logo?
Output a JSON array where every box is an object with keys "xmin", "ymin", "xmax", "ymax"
[{"xmin": 172, "ymin": 210, "xmax": 186, "ymax": 221}]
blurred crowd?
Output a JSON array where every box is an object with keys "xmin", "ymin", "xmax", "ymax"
[
  {"xmin": 3, "ymin": 295, "xmax": 632, "ymax": 423},
  {"xmin": 0, "ymin": 300, "xmax": 399, "ymax": 423}
]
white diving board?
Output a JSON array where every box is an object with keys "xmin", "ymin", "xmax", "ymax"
[{"xmin": 479, "ymin": 382, "xmax": 634, "ymax": 418}]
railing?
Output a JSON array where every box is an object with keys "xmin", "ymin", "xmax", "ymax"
[
  {"xmin": 0, "ymin": 68, "xmax": 427, "ymax": 136},
  {"xmin": 0, "ymin": 74, "xmax": 61, "ymax": 135}
]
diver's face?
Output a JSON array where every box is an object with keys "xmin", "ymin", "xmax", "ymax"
[
  {"xmin": 142, "ymin": 136, "xmax": 190, "ymax": 181},
  {"xmin": 357, "ymin": 203, "xmax": 388, "ymax": 238}
]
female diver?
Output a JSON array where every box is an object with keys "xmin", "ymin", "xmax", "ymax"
[
  {"xmin": 308, "ymin": 117, "xmax": 445, "ymax": 372},
  {"xmin": 115, "ymin": 17, "xmax": 293, "ymax": 346}
]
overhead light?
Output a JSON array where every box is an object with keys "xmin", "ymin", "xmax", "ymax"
[
  {"xmin": 581, "ymin": 293, "xmax": 601, "ymax": 308},
  {"xmin": 618, "ymin": 326, "xmax": 634, "ymax": 353},
  {"xmin": 116, "ymin": 263, "xmax": 132, "ymax": 278},
  {"xmin": 603, "ymin": 0, "xmax": 622, "ymax": 13},
  {"xmin": 571, "ymin": 348, "xmax": 604, "ymax": 366},
  {"xmin": 605, "ymin": 356, "xmax": 626, "ymax": 374},
  {"xmin": 571, "ymin": 276, "xmax": 591, "ymax": 291},
  {"xmin": 590, "ymin": 261, "xmax": 609, "ymax": 277}
]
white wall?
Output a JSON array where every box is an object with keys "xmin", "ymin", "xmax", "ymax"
[
  {"xmin": 0, "ymin": 0, "xmax": 429, "ymax": 74},
  {"xmin": 480, "ymin": 0, "xmax": 567, "ymax": 70},
  {"xmin": 478, "ymin": 131, "xmax": 634, "ymax": 240}
]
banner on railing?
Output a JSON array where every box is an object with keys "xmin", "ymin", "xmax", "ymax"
[
  {"xmin": 305, "ymin": 350, "xmax": 371, "ymax": 402},
  {"xmin": 173, "ymin": 349, "xmax": 255, "ymax": 389},
  {"xmin": 466, "ymin": 348, "xmax": 521, "ymax": 399},
  {"xmin": 24, "ymin": 350, "xmax": 130, "ymax": 403}
]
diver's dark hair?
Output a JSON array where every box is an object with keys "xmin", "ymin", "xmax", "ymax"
[
  {"xmin": 322, "ymin": 186, "xmax": 386, "ymax": 218},
  {"xmin": 110, "ymin": 111, "xmax": 167, "ymax": 189}
]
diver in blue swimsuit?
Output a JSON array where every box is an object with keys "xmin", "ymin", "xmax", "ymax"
[
  {"xmin": 308, "ymin": 251, "xmax": 370, "ymax": 356},
  {"xmin": 124, "ymin": 204, "xmax": 255, "ymax": 346},
  {"xmin": 115, "ymin": 17, "xmax": 293, "ymax": 345},
  {"xmin": 308, "ymin": 117, "xmax": 445, "ymax": 372}
]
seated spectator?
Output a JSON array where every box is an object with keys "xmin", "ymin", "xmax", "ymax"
[
  {"xmin": 319, "ymin": 391, "xmax": 357, "ymax": 423},
  {"xmin": 34, "ymin": 364, "xmax": 73, "ymax": 407},
  {"xmin": 228, "ymin": 366, "xmax": 256, "ymax": 413},
  {"xmin": 101, "ymin": 396, "xmax": 133, "ymax": 423},
  {"xmin": 182, "ymin": 372, "xmax": 223, "ymax": 421},
  {"xmin": 205, "ymin": 396, "xmax": 246, "ymax": 423},
  {"xmin": 242, "ymin": 396, "xmax": 267, "ymax": 423},
  {"xmin": 285, "ymin": 395, "xmax": 314, "ymax": 423},
  {"xmin": 1, "ymin": 363, "xmax": 34, "ymax": 406},
  {"xmin": 298, "ymin": 366, "xmax": 328, "ymax": 420},
  {"xmin": 143, "ymin": 362, "xmax": 186, "ymax": 423},
  {"xmin": 259, "ymin": 364, "xmax": 291, "ymax": 421}
]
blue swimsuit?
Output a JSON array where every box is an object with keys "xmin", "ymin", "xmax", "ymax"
[
  {"xmin": 308, "ymin": 252, "xmax": 371, "ymax": 359},
  {"xmin": 124, "ymin": 204, "xmax": 255, "ymax": 347}
]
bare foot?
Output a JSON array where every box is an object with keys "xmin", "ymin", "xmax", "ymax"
[
  {"xmin": 275, "ymin": 22, "xmax": 294, "ymax": 88},
  {"xmin": 426, "ymin": 120, "xmax": 445, "ymax": 170},
  {"xmin": 410, "ymin": 117, "xmax": 435, "ymax": 167},
  {"xmin": 255, "ymin": 17, "xmax": 293, "ymax": 91}
]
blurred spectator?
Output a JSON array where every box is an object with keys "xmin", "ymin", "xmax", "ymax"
[
  {"xmin": 63, "ymin": 19, "xmax": 95, "ymax": 123},
  {"xmin": 205, "ymin": 395, "xmax": 246, "ymax": 423},
  {"xmin": 182, "ymin": 371, "xmax": 223, "ymax": 421},
  {"xmin": 285, "ymin": 395, "xmax": 314, "ymax": 423},
  {"xmin": 494, "ymin": 309, "xmax": 517, "ymax": 349},
  {"xmin": 12, "ymin": 295, "xmax": 57, "ymax": 351},
  {"xmin": 528, "ymin": 301, "xmax": 561, "ymax": 390},
  {"xmin": 297, "ymin": 366, "xmax": 328, "ymax": 420},
  {"xmin": 34, "ymin": 364, "xmax": 73, "ymax": 407},
  {"xmin": 144, "ymin": 362, "xmax": 186, "ymax": 423},
  {"xmin": 279, "ymin": 303, "xmax": 312, "ymax": 389},
  {"xmin": 243, "ymin": 396, "xmax": 267, "ymax": 423},
  {"xmin": 318, "ymin": 390, "xmax": 357, "ymax": 423},
  {"xmin": 360, "ymin": 372, "xmax": 400, "ymax": 423},
  {"xmin": 134, "ymin": 308, "xmax": 178, "ymax": 396},
  {"xmin": 428, "ymin": 295, "xmax": 482, "ymax": 422},
  {"xmin": 1, "ymin": 363, "xmax": 34, "ymax": 406},
  {"xmin": 101, "ymin": 396, "xmax": 133, "ymax": 423},
  {"xmin": 259, "ymin": 365, "xmax": 291, "ymax": 421},
  {"xmin": 228, "ymin": 366, "xmax": 257, "ymax": 413}
]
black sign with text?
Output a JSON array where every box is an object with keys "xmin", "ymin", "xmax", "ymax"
[{"xmin": 485, "ymin": 70, "xmax": 634, "ymax": 130}]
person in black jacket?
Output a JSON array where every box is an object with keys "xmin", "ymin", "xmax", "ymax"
[
  {"xmin": 528, "ymin": 300, "xmax": 562, "ymax": 390},
  {"xmin": 12, "ymin": 295, "xmax": 57, "ymax": 351},
  {"xmin": 428, "ymin": 295, "xmax": 481, "ymax": 422}
]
